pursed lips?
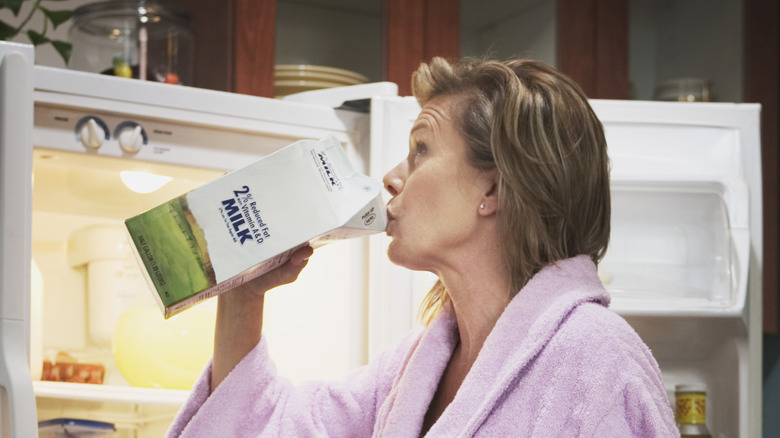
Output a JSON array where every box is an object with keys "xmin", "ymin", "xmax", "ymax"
[{"xmin": 385, "ymin": 203, "xmax": 396, "ymax": 235}]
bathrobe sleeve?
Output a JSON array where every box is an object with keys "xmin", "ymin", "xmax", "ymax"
[{"xmin": 166, "ymin": 333, "xmax": 420, "ymax": 438}]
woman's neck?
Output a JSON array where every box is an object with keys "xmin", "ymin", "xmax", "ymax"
[
  {"xmin": 420, "ymin": 259, "xmax": 511, "ymax": 436},
  {"xmin": 438, "ymin": 247, "xmax": 512, "ymax": 366}
]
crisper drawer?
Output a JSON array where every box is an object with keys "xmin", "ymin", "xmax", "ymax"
[{"xmin": 600, "ymin": 179, "xmax": 749, "ymax": 315}]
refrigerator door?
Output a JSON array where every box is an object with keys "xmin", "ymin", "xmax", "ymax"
[
  {"xmin": 592, "ymin": 100, "xmax": 762, "ymax": 317},
  {"xmin": 591, "ymin": 100, "xmax": 762, "ymax": 438},
  {"xmin": 0, "ymin": 42, "xmax": 38, "ymax": 437}
]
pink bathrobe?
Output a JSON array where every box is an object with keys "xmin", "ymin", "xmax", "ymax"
[{"xmin": 167, "ymin": 255, "xmax": 679, "ymax": 437}]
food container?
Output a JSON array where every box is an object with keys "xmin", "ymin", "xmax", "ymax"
[
  {"xmin": 112, "ymin": 301, "xmax": 216, "ymax": 389},
  {"xmin": 68, "ymin": 1, "xmax": 193, "ymax": 84},
  {"xmin": 38, "ymin": 418, "xmax": 116, "ymax": 437}
]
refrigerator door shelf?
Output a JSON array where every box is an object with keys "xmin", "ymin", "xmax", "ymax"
[
  {"xmin": 602, "ymin": 178, "xmax": 748, "ymax": 316},
  {"xmin": 593, "ymin": 100, "xmax": 760, "ymax": 182},
  {"xmin": 625, "ymin": 314, "xmax": 746, "ymax": 438}
]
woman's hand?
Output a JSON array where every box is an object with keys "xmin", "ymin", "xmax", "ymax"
[
  {"xmin": 211, "ymin": 245, "xmax": 314, "ymax": 392},
  {"xmin": 228, "ymin": 244, "xmax": 314, "ymax": 300}
]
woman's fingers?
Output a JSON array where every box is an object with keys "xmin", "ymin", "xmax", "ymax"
[
  {"xmin": 277, "ymin": 245, "xmax": 314, "ymax": 285},
  {"xmin": 230, "ymin": 244, "xmax": 315, "ymax": 298}
]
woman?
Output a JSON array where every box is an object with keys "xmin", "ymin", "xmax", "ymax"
[{"xmin": 167, "ymin": 58, "xmax": 678, "ymax": 437}]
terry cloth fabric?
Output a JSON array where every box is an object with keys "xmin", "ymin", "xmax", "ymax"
[{"xmin": 167, "ymin": 255, "xmax": 679, "ymax": 437}]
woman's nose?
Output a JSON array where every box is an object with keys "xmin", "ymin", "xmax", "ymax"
[{"xmin": 383, "ymin": 161, "xmax": 405, "ymax": 197}]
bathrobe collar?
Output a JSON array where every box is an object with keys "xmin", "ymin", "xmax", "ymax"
[{"xmin": 374, "ymin": 255, "xmax": 610, "ymax": 437}]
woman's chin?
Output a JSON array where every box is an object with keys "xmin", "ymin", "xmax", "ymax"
[
  {"xmin": 386, "ymin": 243, "xmax": 427, "ymax": 272},
  {"xmin": 386, "ymin": 242, "xmax": 409, "ymax": 268},
  {"xmin": 386, "ymin": 243, "xmax": 401, "ymax": 265}
]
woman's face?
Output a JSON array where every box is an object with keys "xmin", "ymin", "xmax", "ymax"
[{"xmin": 383, "ymin": 95, "xmax": 492, "ymax": 273}]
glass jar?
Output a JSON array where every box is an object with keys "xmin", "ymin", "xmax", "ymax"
[
  {"xmin": 653, "ymin": 78, "xmax": 713, "ymax": 102},
  {"xmin": 68, "ymin": 0, "xmax": 193, "ymax": 85},
  {"xmin": 675, "ymin": 384, "xmax": 713, "ymax": 438}
]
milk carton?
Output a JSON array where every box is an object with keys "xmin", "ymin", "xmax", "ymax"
[{"xmin": 125, "ymin": 136, "xmax": 386, "ymax": 318}]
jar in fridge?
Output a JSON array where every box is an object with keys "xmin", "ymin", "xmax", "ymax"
[
  {"xmin": 675, "ymin": 384, "xmax": 713, "ymax": 437},
  {"xmin": 68, "ymin": 0, "xmax": 193, "ymax": 84}
]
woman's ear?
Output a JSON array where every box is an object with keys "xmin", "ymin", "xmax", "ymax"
[{"xmin": 478, "ymin": 170, "xmax": 499, "ymax": 216}]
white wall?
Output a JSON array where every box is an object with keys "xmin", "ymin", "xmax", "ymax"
[
  {"xmin": 0, "ymin": 0, "xmax": 94, "ymax": 68},
  {"xmin": 629, "ymin": 0, "xmax": 743, "ymax": 102}
]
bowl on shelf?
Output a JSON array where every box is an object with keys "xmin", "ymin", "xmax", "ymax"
[{"xmin": 274, "ymin": 64, "xmax": 369, "ymax": 97}]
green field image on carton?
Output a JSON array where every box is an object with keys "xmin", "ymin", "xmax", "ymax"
[{"xmin": 127, "ymin": 197, "xmax": 216, "ymax": 307}]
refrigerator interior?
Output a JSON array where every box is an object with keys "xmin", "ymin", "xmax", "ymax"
[{"xmin": 27, "ymin": 66, "xmax": 381, "ymax": 437}]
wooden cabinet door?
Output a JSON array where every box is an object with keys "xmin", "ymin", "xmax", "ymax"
[
  {"xmin": 384, "ymin": 0, "xmax": 460, "ymax": 96},
  {"xmin": 558, "ymin": 0, "xmax": 629, "ymax": 99},
  {"xmin": 745, "ymin": 0, "xmax": 780, "ymax": 333}
]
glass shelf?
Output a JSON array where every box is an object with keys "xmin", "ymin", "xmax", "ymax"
[{"xmin": 33, "ymin": 381, "xmax": 189, "ymax": 406}]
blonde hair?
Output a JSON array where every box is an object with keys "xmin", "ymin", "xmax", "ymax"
[{"xmin": 412, "ymin": 57, "xmax": 611, "ymax": 324}]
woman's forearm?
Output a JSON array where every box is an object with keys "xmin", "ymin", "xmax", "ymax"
[
  {"xmin": 209, "ymin": 245, "xmax": 313, "ymax": 393},
  {"xmin": 211, "ymin": 290, "xmax": 265, "ymax": 392}
]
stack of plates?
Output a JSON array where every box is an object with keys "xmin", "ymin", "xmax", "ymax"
[{"xmin": 275, "ymin": 64, "xmax": 369, "ymax": 97}]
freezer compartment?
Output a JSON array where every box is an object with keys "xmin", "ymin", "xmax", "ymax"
[{"xmin": 601, "ymin": 179, "xmax": 748, "ymax": 315}]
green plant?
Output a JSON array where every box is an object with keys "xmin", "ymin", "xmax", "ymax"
[{"xmin": 0, "ymin": 0, "xmax": 73, "ymax": 64}]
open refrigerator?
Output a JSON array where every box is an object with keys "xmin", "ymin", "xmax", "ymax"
[
  {"xmin": 1, "ymin": 40, "xmax": 763, "ymax": 438},
  {"xmin": 0, "ymin": 41, "xmax": 399, "ymax": 437}
]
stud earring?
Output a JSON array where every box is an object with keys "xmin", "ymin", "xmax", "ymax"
[{"xmin": 480, "ymin": 203, "xmax": 485, "ymax": 209}]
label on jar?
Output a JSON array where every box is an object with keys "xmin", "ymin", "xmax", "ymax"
[{"xmin": 675, "ymin": 392, "xmax": 707, "ymax": 424}]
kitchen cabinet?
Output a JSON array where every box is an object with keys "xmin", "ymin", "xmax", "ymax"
[
  {"xmin": 744, "ymin": 0, "xmax": 780, "ymax": 334},
  {"xmin": 163, "ymin": 0, "xmax": 386, "ymax": 96},
  {"xmin": 461, "ymin": 0, "xmax": 628, "ymax": 99},
  {"xmin": 170, "ymin": 0, "xmax": 778, "ymax": 332},
  {"xmin": 170, "ymin": 0, "xmax": 608, "ymax": 97}
]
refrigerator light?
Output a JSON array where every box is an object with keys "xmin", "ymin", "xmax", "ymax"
[{"xmin": 120, "ymin": 171, "xmax": 172, "ymax": 193}]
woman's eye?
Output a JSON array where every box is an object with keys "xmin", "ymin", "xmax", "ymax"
[{"xmin": 407, "ymin": 142, "xmax": 428, "ymax": 169}]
